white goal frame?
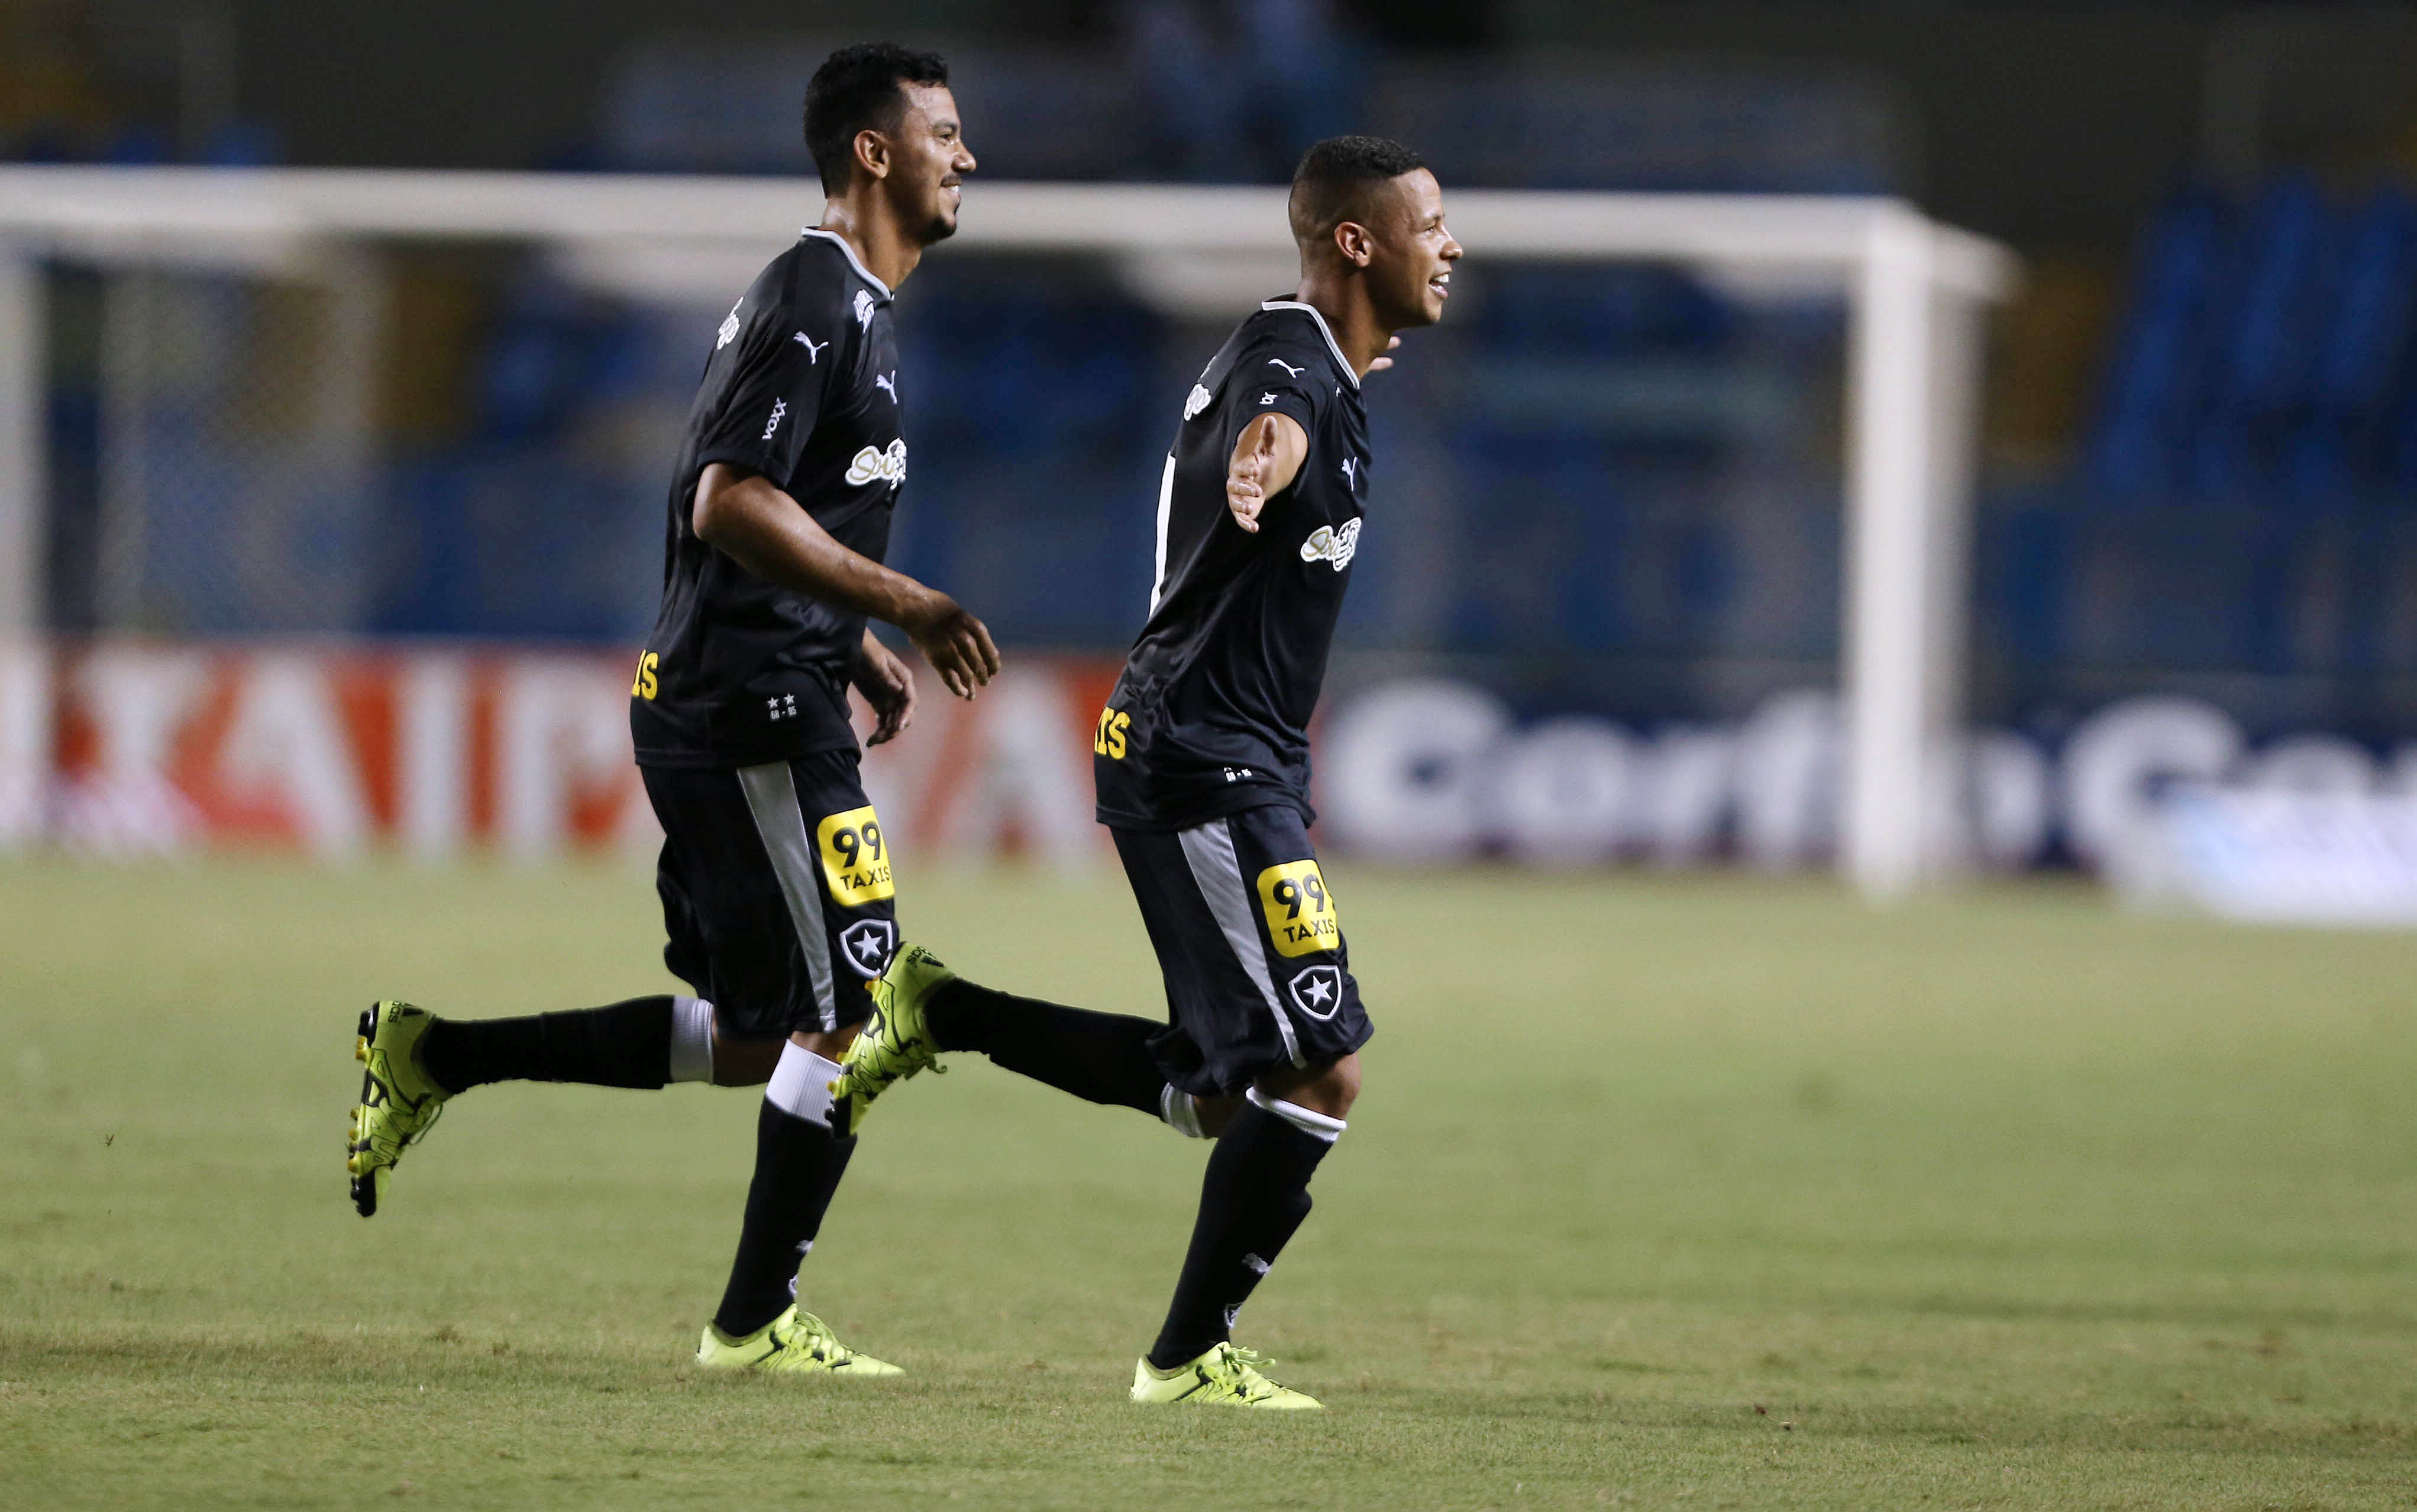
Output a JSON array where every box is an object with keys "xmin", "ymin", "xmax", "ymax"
[{"xmin": 0, "ymin": 167, "xmax": 2015, "ymax": 898}]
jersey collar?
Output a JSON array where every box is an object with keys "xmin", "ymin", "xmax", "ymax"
[
  {"xmin": 800, "ymin": 227, "xmax": 893, "ymax": 302},
  {"xmin": 1258, "ymin": 299, "xmax": 1358, "ymax": 389}
]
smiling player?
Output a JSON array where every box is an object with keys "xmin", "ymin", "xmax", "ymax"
[{"xmin": 832, "ymin": 135, "xmax": 1462, "ymax": 1407}]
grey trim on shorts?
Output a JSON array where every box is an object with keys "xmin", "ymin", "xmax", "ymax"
[
  {"xmin": 736, "ymin": 761, "xmax": 839, "ymax": 1031},
  {"xmin": 1177, "ymin": 817, "xmax": 1307, "ymax": 1069}
]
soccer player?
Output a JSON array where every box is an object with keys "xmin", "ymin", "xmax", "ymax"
[
  {"xmin": 344, "ymin": 43, "xmax": 1009, "ymax": 1375},
  {"xmin": 832, "ymin": 136, "xmax": 1461, "ymax": 1408}
]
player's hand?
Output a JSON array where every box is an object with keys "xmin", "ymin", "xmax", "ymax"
[
  {"xmin": 1366, "ymin": 335, "xmax": 1403, "ymax": 374},
  {"xmin": 1227, "ymin": 424, "xmax": 1278, "ymax": 534},
  {"xmin": 902, "ymin": 593, "xmax": 1001, "ymax": 700},
  {"xmin": 851, "ymin": 633, "xmax": 918, "ymax": 746}
]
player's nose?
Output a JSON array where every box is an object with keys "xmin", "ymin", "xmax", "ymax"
[{"xmin": 956, "ymin": 141, "xmax": 977, "ymax": 173}]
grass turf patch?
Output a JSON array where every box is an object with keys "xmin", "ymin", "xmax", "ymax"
[{"xmin": 4, "ymin": 857, "xmax": 2416, "ymax": 1509}]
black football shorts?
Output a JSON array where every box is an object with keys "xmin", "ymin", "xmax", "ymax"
[
  {"xmin": 641, "ymin": 749, "xmax": 899, "ymax": 1040},
  {"xmin": 1111, "ymin": 803, "xmax": 1373, "ymax": 1097}
]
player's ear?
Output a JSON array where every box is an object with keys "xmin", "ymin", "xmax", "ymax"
[
  {"xmin": 853, "ymin": 128, "xmax": 891, "ymax": 183},
  {"xmin": 1333, "ymin": 220, "xmax": 1375, "ymax": 269}
]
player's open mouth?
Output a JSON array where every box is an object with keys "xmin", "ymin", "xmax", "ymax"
[{"xmin": 1429, "ymin": 272, "xmax": 1451, "ymax": 298}]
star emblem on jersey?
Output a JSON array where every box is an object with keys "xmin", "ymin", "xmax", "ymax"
[
  {"xmin": 792, "ymin": 331, "xmax": 827, "ymax": 363},
  {"xmin": 854, "ymin": 289, "xmax": 875, "ymax": 329},
  {"xmin": 845, "ymin": 438, "xmax": 908, "ymax": 487},
  {"xmin": 716, "ymin": 299, "xmax": 742, "ymax": 350},
  {"xmin": 838, "ymin": 918, "xmax": 898, "ymax": 979},
  {"xmin": 1298, "ymin": 517, "xmax": 1361, "ymax": 570},
  {"xmin": 1184, "ymin": 383, "xmax": 1213, "ymax": 421},
  {"xmin": 766, "ymin": 693, "xmax": 799, "ymax": 722},
  {"xmin": 1287, "ymin": 965, "xmax": 1343, "ymax": 1021}
]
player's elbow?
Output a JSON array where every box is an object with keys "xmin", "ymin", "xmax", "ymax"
[{"xmin": 690, "ymin": 466, "xmax": 744, "ymax": 548}]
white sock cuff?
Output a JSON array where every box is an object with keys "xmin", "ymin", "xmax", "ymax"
[
  {"xmin": 764, "ymin": 1042, "xmax": 846, "ymax": 1127},
  {"xmin": 1160, "ymin": 1083, "xmax": 1209, "ymax": 1139},
  {"xmin": 668, "ymin": 997, "xmax": 715, "ymax": 1084},
  {"xmin": 1246, "ymin": 1086, "xmax": 1346, "ymax": 1143}
]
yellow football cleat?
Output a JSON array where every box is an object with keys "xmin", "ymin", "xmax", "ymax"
[
  {"xmin": 1130, "ymin": 1342, "xmax": 1323, "ymax": 1409},
  {"xmin": 346, "ymin": 1001, "xmax": 450, "ymax": 1217},
  {"xmin": 828, "ymin": 943, "xmax": 955, "ymax": 1136},
  {"xmin": 695, "ymin": 1306, "xmax": 903, "ymax": 1377}
]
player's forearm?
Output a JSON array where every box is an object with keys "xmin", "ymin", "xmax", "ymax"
[
  {"xmin": 1223, "ymin": 412, "xmax": 1310, "ymax": 532},
  {"xmin": 1233, "ymin": 413, "xmax": 1308, "ymax": 495},
  {"xmin": 693, "ymin": 465, "xmax": 946, "ymax": 629}
]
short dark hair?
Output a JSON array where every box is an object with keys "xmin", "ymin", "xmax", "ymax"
[
  {"xmin": 1288, "ymin": 135, "xmax": 1428, "ymax": 246},
  {"xmin": 803, "ymin": 43, "xmax": 950, "ymax": 195}
]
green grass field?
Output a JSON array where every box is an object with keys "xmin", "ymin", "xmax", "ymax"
[{"xmin": 5, "ymin": 857, "xmax": 2417, "ymax": 1510}]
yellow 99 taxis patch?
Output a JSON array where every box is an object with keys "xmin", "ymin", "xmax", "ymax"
[
  {"xmin": 816, "ymin": 806, "xmax": 895, "ymax": 907},
  {"xmin": 1255, "ymin": 859, "xmax": 1340, "ymax": 958}
]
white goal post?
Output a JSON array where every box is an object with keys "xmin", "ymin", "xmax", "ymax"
[{"xmin": 0, "ymin": 167, "xmax": 2015, "ymax": 898}]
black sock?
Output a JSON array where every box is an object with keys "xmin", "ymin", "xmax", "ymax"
[
  {"xmin": 712, "ymin": 1100, "xmax": 858, "ymax": 1337},
  {"xmin": 1148, "ymin": 1099, "xmax": 1334, "ymax": 1369},
  {"xmin": 417, "ymin": 996, "xmax": 674, "ymax": 1094},
  {"xmin": 1224, "ymin": 1185, "xmax": 1313, "ymax": 1327},
  {"xmin": 923, "ymin": 981, "xmax": 1164, "ymax": 1116}
]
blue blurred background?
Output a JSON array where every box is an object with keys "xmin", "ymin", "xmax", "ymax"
[{"xmin": 24, "ymin": 1, "xmax": 2417, "ymax": 750}]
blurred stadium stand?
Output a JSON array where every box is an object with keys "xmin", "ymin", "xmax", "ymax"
[
  {"xmin": 44, "ymin": 154, "xmax": 2417, "ymax": 878},
  {"xmin": 51, "ymin": 170, "xmax": 2417, "ymax": 748},
  {"xmin": 40, "ymin": 174, "xmax": 2417, "ymax": 755},
  {"xmin": 37, "ymin": 243, "xmax": 1858, "ymax": 710},
  {"xmin": 600, "ymin": 37, "xmax": 1898, "ymax": 193},
  {"xmin": 1979, "ymin": 172, "xmax": 2417, "ymax": 748},
  {"xmin": 30, "ymin": 3, "xmax": 2417, "ymax": 880}
]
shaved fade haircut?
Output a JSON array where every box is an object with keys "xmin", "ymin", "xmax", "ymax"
[
  {"xmin": 1287, "ymin": 135, "xmax": 1427, "ymax": 247},
  {"xmin": 803, "ymin": 42, "xmax": 950, "ymax": 195}
]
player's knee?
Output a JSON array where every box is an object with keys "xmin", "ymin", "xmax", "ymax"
[
  {"xmin": 1309, "ymin": 1055, "xmax": 1361, "ymax": 1117},
  {"xmin": 722, "ymin": 1026, "xmax": 855, "ymax": 1094},
  {"xmin": 1256, "ymin": 1052, "xmax": 1359, "ymax": 1120},
  {"xmin": 696, "ymin": 1004, "xmax": 788, "ymax": 1087},
  {"xmin": 1177, "ymin": 1091, "xmax": 1245, "ymax": 1138},
  {"xmin": 790, "ymin": 1025, "xmax": 859, "ymax": 1060},
  {"xmin": 709, "ymin": 1037, "xmax": 783, "ymax": 1087}
]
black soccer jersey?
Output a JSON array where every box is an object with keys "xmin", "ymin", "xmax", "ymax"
[
  {"xmin": 1094, "ymin": 299, "xmax": 1370, "ymax": 831},
  {"xmin": 631, "ymin": 230, "xmax": 907, "ymax": 768}
]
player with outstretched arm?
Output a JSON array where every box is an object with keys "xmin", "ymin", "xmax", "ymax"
[{"xmin": 832, "ymin": 136, "xmax": 1462, "ymax": 1408}]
